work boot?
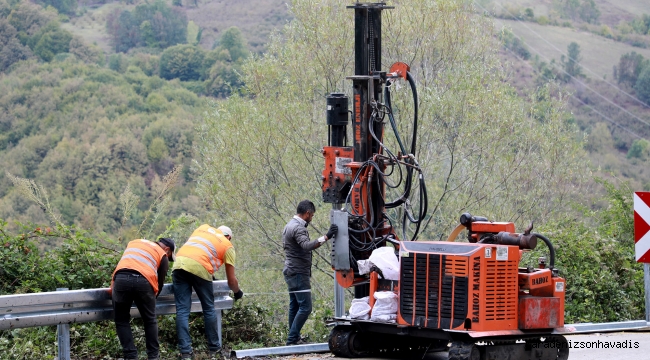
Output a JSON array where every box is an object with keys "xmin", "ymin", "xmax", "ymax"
[
  {"xmin": 287, "ymin": 338, "xmax": 307, "ymax": 346},
  {"xmin": 180, "ymin": 353, "xmax": 193, "ymax": 359},
  {"xmin": 208, "ymin": 350, "xmax": 219, "ymax": 359}
]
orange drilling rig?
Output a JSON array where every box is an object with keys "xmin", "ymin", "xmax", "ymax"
[{"xmin": 322, "ymin": 3, "xmax": 570, "ymax": 359}]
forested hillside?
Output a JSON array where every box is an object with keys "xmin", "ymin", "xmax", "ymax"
[{"xmin": 0, "ymin": 0, "xmax": 256, "ymax": 239}]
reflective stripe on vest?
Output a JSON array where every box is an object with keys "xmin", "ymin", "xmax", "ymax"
[
  {"xmin": 112, "ymin": 239, "xmax": 165, "ymax": 293},
  {"xmin": 185, "ymin": 235, "xmax": 219, "ymax": 272},
  {"xmin": 176, "ymin": 224, "xmax": 233, "ymax": 275},
  {"xmin": 122, "ymin": 248, "xmax": 158, "ymax": 271}
]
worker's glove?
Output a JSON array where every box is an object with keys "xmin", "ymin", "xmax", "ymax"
[
  {"xmin": 234, "ymin": 289, "xmax": 244, "ymax": 301},
  {"xmin": 325, "ymin": 224, "xmax": 338, "ymax": 240}
]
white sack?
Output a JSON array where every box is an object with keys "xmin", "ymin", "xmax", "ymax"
[
  {"xmin": 371, "ymin": 314, "xmax": 397, "ymax": 322},
  {"xmin": 357, "ymin": 259, "xmax": 373, "ymax": 275},
  {"xmin": 368, "ymin": 247, "xmax": 400, "ymax": 280},
  {"xmin": 370, "ymin": 291, "xmax": 398, "ymax": 321},
  {"xmin": 349, "ymin": 296, "xmax": 371, "ymax": 320}
]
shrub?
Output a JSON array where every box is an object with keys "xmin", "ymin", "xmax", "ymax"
[
  {"xmin": 159, "ymin": 44, "xmax": 205, "ymax": 81},
  {"xmin": 626, "ymin": 139, "xmax": 649, "ymax": 159}
]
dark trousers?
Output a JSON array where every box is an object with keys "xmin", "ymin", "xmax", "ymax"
[
  {"xmin": 112, "ymin": 272, "xmax": 159, "ymax": 359},
  {"xmin": 284, "ymin": 272, "xmax": 312, "ymax": 345}
]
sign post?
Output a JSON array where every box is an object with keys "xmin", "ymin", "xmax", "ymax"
[{"xmin": 633, "ymin": 192, "xmax": 650, "ymax": 322}]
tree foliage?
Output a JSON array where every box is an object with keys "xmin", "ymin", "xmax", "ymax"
[
  {"xmin": 195, "ymin": 0, "xmax": 589, "ymax": 288},
  {"xmin": 0, "ymin": 58, "xmax": 204, "ymax": 235},
  {"xmin": 536, "ymin": 181, "xmax": 644, "ymax": 323},
  {"xmin": 616, "ymin": 51, "xmax": 648, "ymax": 88},
  {"xmin": 36, "ymin": 0, "xmax": 76, "ymax": 15},
  {"xmin": 159, "ymin": 43, "xmax": 205, "ymax": 81},
  {"xmin": 106, "ymin": 0, "xmax": 187, "ymax": 53},
  {"xmin": 27, "ymin": 20, "xmax": 72, "ymax": 61},
  {"xmin": 561, "ymin": 41, "xmax": 583, "ymax": 81},
  {"xmin": 500, "ymin": 27, "xmax": 530, "ymax": 60},
  {"xmin": 556, "ymin": 0, "xmax": 600, "ymax": 24},
  {"xmin": 634, "ymin": 65, "xmax": 650, "ymax": 105}
]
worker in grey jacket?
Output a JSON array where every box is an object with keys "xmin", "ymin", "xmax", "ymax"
[{"xmin": 282, "ymin": 200, "xmax": 337, "ymax": 345}]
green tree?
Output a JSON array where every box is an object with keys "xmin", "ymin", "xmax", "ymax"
[
  {"xmin": 578, "ymin": 0, "xmax": 600, "ymax": 24},
  {"xmin": 500, "ymin": 28, "xmax": 530, "ymax": 60},
  {"xmin": 105, "ymin": 1, "xmax": 187, "ymax": 53},
  {"xmin": 561, "ymin": 42, "xmax": 583, "ymax": 82},
  {"xmin": 7, "ymin": 2, "xmax": 55, "ymax": 35},
  {"xmin": 30, "ymin": 22, "xmax": 72, "ymax": 62},
  {"xmin": 139, "ymin": 20, "xmax": 156, "ymax": 47},
  {"xmin": 0, "ymin": 37, "xmax": 32, "ymax": 71},
  {"xmin": 195, "ymin": 0, "xmax": 588, "ymax": 283},
  {"xmin": 616, "ymin": 52, "xmax": 647, "ymax": 87},
  {"xmin": 159, "ymin": 44, "xmax": 205, "ymax": 81},
  {"xmin": 634, "ymin": 65, "xmax": 650, "ymax": 104},
  {"xmin": 186, "ymin": 20, "xmax": 200, "ymax": 45},
  {"xmin": 627, "ymin": 139, "xmax": 649, "ymax": 159},
  {"xmin": 37, "ymin": 0, "xmax": 77, "ymax": 15},
  {"xmin": 557, "ymin": 0, "xmax": 599, "ymax": 24},
  {"xmin": 216, "ymin": 26, "xmax": 248, "ymax": 62}
]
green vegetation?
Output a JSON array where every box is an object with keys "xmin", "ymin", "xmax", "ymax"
[
  {"xmin": 560, "ymin": 41, "xmax": 583, "ymax": 81},
  {"xmin": 105, "ymin": 0, "xmax": 187, "ymax": 53},
  {"xmin": 555, "ymin": 0, "xmax": 600, "ymax": 24},
  {"xmin": 0, "ymin": 57, "xmax": 203, "ymax": 236},
  {"xmin": 531, "ymin": 182, "xmax": 644, "ymax": 323},
  {"xmin": 500, "ymin": 27, "xmax": 530, "ymax": 59},
  {"xmin": 37, "ymin": 0, "xmax": 76, "ymax": 16},
  {"xmin": 616, "ymin": 51, "xmax": 648, "ymax": 87}
]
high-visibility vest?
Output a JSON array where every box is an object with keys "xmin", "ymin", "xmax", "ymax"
[
  {"xmin": 112, "ymin": 239, "xmax": 166, "ymax": 293},
  {"xmin": 177, "ymin": 224, "xmax": 233, "ymax": 275}
]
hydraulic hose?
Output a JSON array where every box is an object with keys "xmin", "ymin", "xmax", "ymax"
[{"xmin": 532, "ymin": 233, "xmax": 555, "ymax": 270}]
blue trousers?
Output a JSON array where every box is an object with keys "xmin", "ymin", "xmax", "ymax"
[
  {"xmin": 284, "ymin": 272, "xmax": 312, "ymax": 345},
  {"xmin": 172, "ymin": 269, "xmax": 221, "ymax": 354}
]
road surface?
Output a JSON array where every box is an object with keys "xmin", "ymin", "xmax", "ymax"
[{"xmin": 270, "ymin": 331, "xmax": 650, "ymax": 360}]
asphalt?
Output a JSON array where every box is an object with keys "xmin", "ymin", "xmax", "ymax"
[{"xmin": 265, "ymin": 331, "xmax": 650, "ymax": 360}]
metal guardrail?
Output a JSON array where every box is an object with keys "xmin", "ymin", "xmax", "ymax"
[
  {"xmin": 0, "ymin": 281, "xmax": 233, "ymax": 360},
  {"xmin": 564, "ymin": 320, "xmax": 650, "ymax": 334},
  {"xmin": 231, "ymin": 343, "xmax": 330, "ymax": 358}
]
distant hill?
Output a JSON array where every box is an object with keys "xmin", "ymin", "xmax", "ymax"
[{"xmin": 489, "ymin": 0, "xmax": 650, "ymax": 191}]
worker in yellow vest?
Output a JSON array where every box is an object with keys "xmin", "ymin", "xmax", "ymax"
[
  {"xmin": 172, "ymin": 224, "xmax": 243, "ymax": 359},
  {"xmin": 111, "ymin": 237, "xmax": 176, "ymax": 360}
]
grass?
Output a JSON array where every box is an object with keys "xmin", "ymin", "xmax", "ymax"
[
  {"xmin": 184, "ymin": 0, "xmax": 290, "ymax": 53},
  {"xmin": 62, "ymin": 2, "xmax": 124, "ymax": 53},
  {"xmin": 62, "ymin": 0, "xmax": 290, "ymax": 55},
  {"xmin": 495, "ymin": 18, "xmax": 650, "ymax": 79}
]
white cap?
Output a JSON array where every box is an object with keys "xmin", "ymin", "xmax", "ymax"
[{"xmin": 218, "ymin": 225, "xmax": 233, "ymax": 239}]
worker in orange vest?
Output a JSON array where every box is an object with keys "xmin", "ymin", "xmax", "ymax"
[
  {"xmin": 172, "ymin": 224, "xmax": 243, "ymax": 359},
  {"xmin": 111, "ymin": 237, "xmax": 176, "ymax": 360}
]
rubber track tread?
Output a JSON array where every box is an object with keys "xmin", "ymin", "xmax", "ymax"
[{"xmin": 448, "ymin": 341, "xmax": 480, "ymax": 360}]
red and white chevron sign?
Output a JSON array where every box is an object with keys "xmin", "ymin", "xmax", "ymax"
[{"xmin": 635, "ymin": 192, "xmax": 650, "ymax": 263}]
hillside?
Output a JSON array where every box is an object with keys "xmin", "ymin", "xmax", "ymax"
[
  {"xmin": 488, "ymin": 0, "xmax": 650, "ymax": 191},
  {"xmin": 65, "ymin": 0, "xmax": 290, "ymax": 54}
]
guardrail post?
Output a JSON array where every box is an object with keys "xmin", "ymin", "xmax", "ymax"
[
  {"xmin": 56, "ymin": 288, "xmax": 70, "ymax": 360},
  {"xmin": 645, "ymin": 264, "xmax": 650, "ymax": 323},
  {"xmin": 217, "ymin": 309, "xmax": 222, "ymax": 346}
]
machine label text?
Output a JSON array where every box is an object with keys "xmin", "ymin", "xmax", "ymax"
[
  {"xmin": 532, "ymin": 276, "xmax": 549, "ymax": 285},
  {"xmin": 472, "ymin": 256, "xmax": 480, "ymax": 322}
]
